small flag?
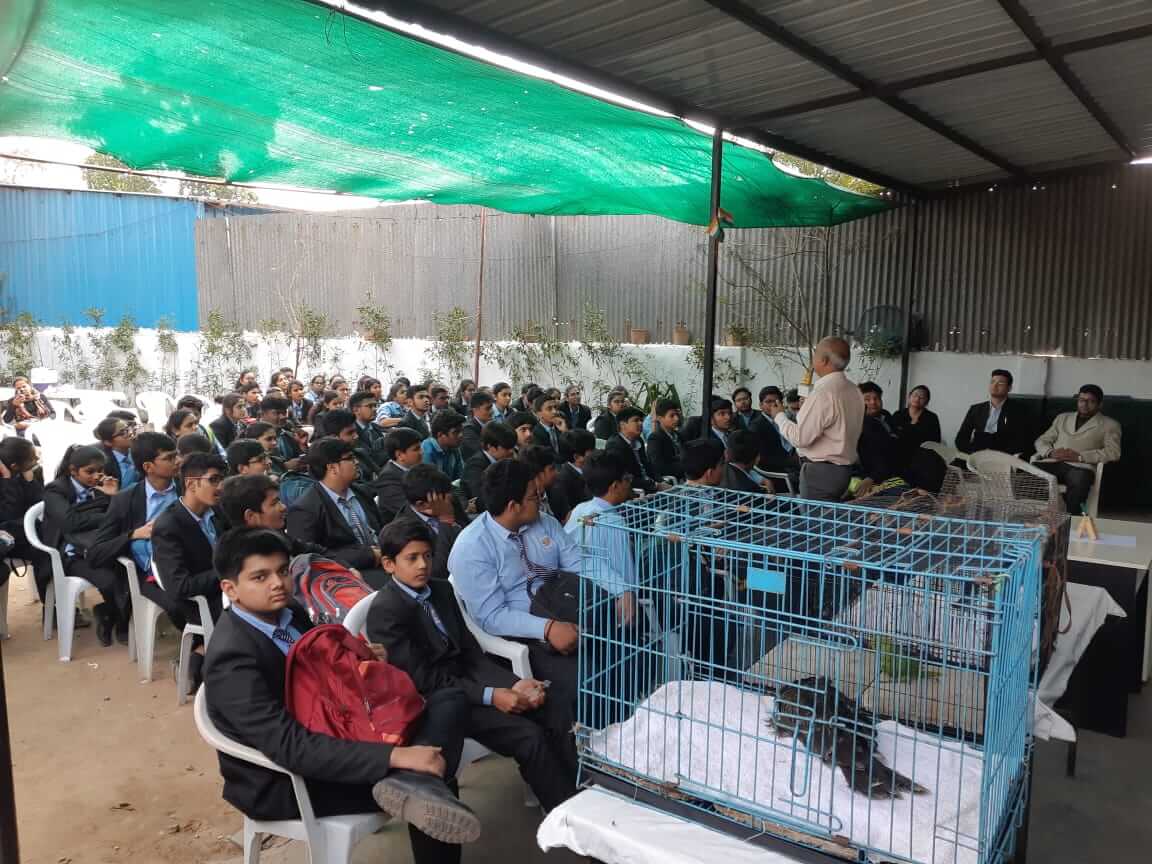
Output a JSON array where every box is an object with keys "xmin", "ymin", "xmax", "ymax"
[{"xmin": 705, "ymin": 207, "xmax": 735, "ymax": 239}]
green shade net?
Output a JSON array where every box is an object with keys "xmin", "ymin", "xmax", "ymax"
[{"xmin": 0, "ymin": 0, "xmax": 889, "ymax": 226}]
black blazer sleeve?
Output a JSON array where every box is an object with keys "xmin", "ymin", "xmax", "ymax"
[
  {"xmin": 461, "ymin": 454, "xmax": 486, "ymax": 505},
  {"xmin": 374, "ymin": 468, "xmax": 408, "ymax": 524},
  {"xmin": 205, "ymin": 610, "xmax": 394, "ymax": 788},
  {"xmin": 459, "ymin": 421, "xmax": 482, "ymax": 461},
  {"xmin": 152, "ymin": 509, "xmax": 219, "ymax": 600},
  {"xmin": 1004, "ymin": 402, "xmax": 1034, "ymax": 457},
  {"xmin": 592, "ymin": 412, "xmax": 617, "ymax": 440},
  {"xmin": 286, "ymin": 489, "xmax": 377, "ymax": 571},
  {"xmin": 923, "ymin": 411, "xmax": 942, "ymax": 445},
  {"xmin": 87, "ymin": 487, "xmax": 139, "ymax": 569},
  {"xmin": 366, "ymin": 585, "xmax": 517, "ymax": 705},
  {"xmin": 41, "ymin": 478, "xmax": 74, "ymax": 550},
  {"xmin": 955, "ymin": 403, "xmax": 982, "ymax": 452},
  {"xmin": 211, "ymin": 416, "xmax": 236, "ymax": 449},
  {"xmin": 647, "ymin": 430, "xmax": 682, "ymax": 481}
]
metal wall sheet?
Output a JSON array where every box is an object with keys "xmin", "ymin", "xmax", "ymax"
[
  {"xmin": 0, "ymin": 186, "xmax": 207, "ymax": 329},
  {"xmin": 192, "ymin": 163, "xmax": 1152, "ymax": 360}
]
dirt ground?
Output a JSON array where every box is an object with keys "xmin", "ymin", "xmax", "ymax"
[{"xmin": 2, "ymin": 578, "xmax": 568, "ymax": 864}]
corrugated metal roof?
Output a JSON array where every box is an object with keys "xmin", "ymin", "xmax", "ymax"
[
  {"xmin": 759, "ymin": 100, "xmax": 1001, "ymax": 185},
  {"xmin": 1066, "ymin": 36, "xmax": 1152, "ymax": 158},
  {"xmin": 748, "ymin": 0, "xmax": 1031, "ymax": 82},
  {"xmin": 901, "ymin": 60, "xmax": 1125, "ymax": 169},
  {"xmin": 395, "ymin": 0, "xmax": 1152, "ymax": 188},
  {"xmin": 1023, "ymin": 0, "xmax": 1152, "ymax": 43}
]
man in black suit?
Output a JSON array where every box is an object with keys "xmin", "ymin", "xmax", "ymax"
[
  {"xmin": 646, "ymin": 398, "xmax": 684, "ymax": 482},
  {"xmin": 724, "ymin": 430, "xmax": 771, "ymax": 494},
  {"xmin": 389, "ymin": 465, "xmax": 465, "ymax": 582},
  {"xmin": 459, "ymin": 391, "xmax": 494, "ymax": 461},
  {"xmin": 682, "ymin": 397, "xmax": 735, "ymax": 447},
  {"xmin": 376, "ymin": 428, "xmax": 425, "ymax": 523},
  {"xmin": 89, "ymin": 432, "xmax": 184, "ymax": 625},
  {"xmin": 218, "ymin": 473, "xmax": 332, "ymax": 558},
  {"xmin": 955, "ymin": 369, "xmax": 1032, "ymax": 456},
  {"xmin": 530, "ymin": 393, "xmax": 562, "ymax": 454},
  {"xmin": 748, "ymin": 386, "xmax": 801, "ymax": 490},
  {"xmin": 398, "ymin": 382, "xmax": 434, "ymax": 440},
  {"xmin": 204, "ymin": 528, "xmax": 481, "ymax": 859},
  {"xmin": 461, "ymin": 421, "xmax": 516, "ymax": 512},
  {"xmin": 556, "ymin": 429, "xmax": 595, "ymax": 508},
  {"xmin": 367, "ymin": 520, "xmax": 576, "ymax": 812},
  {"xmin": 94, "ymin": 416, "xmax": 139, "ymax": 489},
  {"xmin": 286, "ymin": 437, "xmax": 387, "ymax": 587},
  {"xmin": 558, "ymin": 385, "xmax": 591, "ymax": 433},
  {"xmin": 592, "ymin": 389, "xmax": 628, "ymax": 440},
  {"xmin": 605, "ymin": 407, "xmax": 665, "ymax": 494},
  {"xmin": 210, "ymin": 394, "xmax": 247, "ymax": 451}
]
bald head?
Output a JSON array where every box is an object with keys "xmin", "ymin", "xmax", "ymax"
[{"xmin": 813, "ymin": 337, "xmax": 850, "ymax": 376}]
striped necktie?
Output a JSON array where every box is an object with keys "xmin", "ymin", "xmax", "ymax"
[
  {"xmin": 508, "ymin": 531, "xmax": 555, "ymax": 597},
  {"xmin": 338, "ymin": 495, "xmax": 373, "ymax": 546}
]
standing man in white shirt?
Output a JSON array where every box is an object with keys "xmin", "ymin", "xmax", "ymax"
[{"xmin": 766, "ymin": 337, "xmax": 864, "ymax": 501}]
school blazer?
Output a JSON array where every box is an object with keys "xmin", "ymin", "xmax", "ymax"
[
  {"xmin": 955, "ymin": 399, "xmax": 1033, "ymax": 456},
  {"xmin": 459, "ymin": 418, "xmax": 484, "ymax": 461},
  {"xmin": 531, "ymin": 422, "xmax": 561, "ymax": 453},
  {"xmin": 210, "ymin": 415, "xmax": 241, "ymax": 449},
  {"xmin": 556, "ymin": 462, "xmax": 590, "ymax": 510},
  {"xmin": 604, "ymin": 435, "xmax": 658, "ymax": 493},
  {"xmin": 646, "ymin": 427, "xmax": 684, "ymax": 481},
  {"xmin": 366, "ymin": 579, "xmax": 518, "ymax": 705},
  {"xmin": 152, "ymin": 502, "xmax": 226, "ymax": 602},
  {"xmin": 397, "ymin": 410, "xmax": 432, "ymax": 440},
  {"xmin": 373, "ymin": 462, "xmax": 409, "ymax": 524},
  {"xmin": 204, "ymin": 605, "xmax": 391, "ymax": 821},
  {"xmin": 559, "ymin": 403, "xmax": 591, "ymax": 432},
  {"xmin": 286, "ymin": 484, "xmax": 383, "ymax": 571},
  {"xmin": 87, "ymin": 481, "xmax": 151, "ymax": 569},
  {"xmin": 387, "ymin": 507, "xmax": 463, "ymax": 583},
  {"xmin": 42, "ymin": 476, "xmax": 111, "ymax": 553},
  {"xmin": 724, "ymin": 464, "xmax": 765, "ymax": 495}
]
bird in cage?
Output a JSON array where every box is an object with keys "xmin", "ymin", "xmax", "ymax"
[{"xmin": 769, "ymin": 677, "xmax": 929, "ymax": 799}]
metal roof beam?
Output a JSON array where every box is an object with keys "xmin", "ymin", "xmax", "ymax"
[
  {"xmin": 702, "ymin": 0, "xmax": 1028, "ymax": 178},
  {"xmin": 741, "ymin": 22, "xmax": 1152, "ymax": 125},
  {"xmin": 994, "ymin": 0, "xmax": 1137, "ymax": 157},
  {"xmin": 324, "ymin": 0, "xmax": 921, "ymax": 196}
]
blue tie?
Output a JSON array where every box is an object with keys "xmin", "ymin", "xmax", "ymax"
[
  {"xmin": 200, "ymin": 514, "xmax": 218, "ymax": 546},
  {"xmin": 418, "ymin": 594, "xmax": 449, "ymax": 643}
]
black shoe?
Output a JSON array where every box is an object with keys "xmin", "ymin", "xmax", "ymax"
[
  {"xmin": 114, "ymin": 620, "xmax": 131, "ymax": 646},
  {"xmin": 186, "ymin": 652, "xmax": 205, "ymax": 696},
  {"xmin": 372, "ymin": 771, "xmax": 482, "ymax": 844},
  {"xmin": 94, "ymin": 603, "xmax": 113, "ymax": 647}
]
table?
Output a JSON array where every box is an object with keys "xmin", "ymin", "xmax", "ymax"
[{"xmin": 1067, "ymin": 517, "xmax": 1152, "ymax": 683}]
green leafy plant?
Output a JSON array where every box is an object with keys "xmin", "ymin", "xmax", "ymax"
[
  {"xmin": 576, "ymin": 302, "xmax": 652, "ymax": 408},
  {"xmin": 428, "ymin": 307, "xmax": 472, "ymax": 384},
  {"xmin": 291, "ymin": 305, "xmax": 332, "ymax": 369},
  {"xmin": 51, "ymin": 320, "xmax": 91, "ymax": 386},
  {"xmin": 190, "ymin": 310, "xmax": 254, "ymax": 395},
  {"xmin": 355, "ymin": 298, "xmax": 394, "ymax": 377},
  {"xmin": 483, "ymin": 320, "xmax": 578, "ymax": 390},
  {"xmin": 0, "ymin": 308, "xmax": 41, "ymax": 382},
  {"xmin": 687, "ymin": 341, "xmax": 751, "ymax": 395},
  {"xmin": 153, "ymin": 315, "xmax": 181, "ymax": 394}
]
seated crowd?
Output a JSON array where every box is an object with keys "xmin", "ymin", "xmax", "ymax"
[{"xmin": 0, "ymin": 361, "xmax": 1123, "ymax": 857}]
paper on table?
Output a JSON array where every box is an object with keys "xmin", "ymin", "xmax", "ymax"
[{"xmin": 1075, "ymin": 533, "xmax": 1138, "ymax": 548}]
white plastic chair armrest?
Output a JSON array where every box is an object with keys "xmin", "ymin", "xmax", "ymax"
[
  {"xmin": 448, "ymin": 574, "xmax": 531, "ymax": 678},
  {"xmin": 193, "ymin": 688, "xmax": 288, "ymax": 775},
  {"xmin": 193, "ymin": 595, "xmax": 216, "ymax": 644}
]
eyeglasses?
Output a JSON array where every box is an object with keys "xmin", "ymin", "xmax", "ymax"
[
  {"xmin": 247, "ymin": 456, "xmax": 269, "ymax": 466},
  {"xmin": 192, "ymin": 474, "xmax": 225, "ymax": 486}
]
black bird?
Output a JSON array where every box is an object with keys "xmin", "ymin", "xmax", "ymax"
[{"xmin": 770, "ymin": 676, "xmax": 928, "ymax": 799}]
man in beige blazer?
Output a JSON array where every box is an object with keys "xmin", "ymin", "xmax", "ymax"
[{"xmin": 1034, "ymin": 385, "xmax": 1121, "ymax": 514}]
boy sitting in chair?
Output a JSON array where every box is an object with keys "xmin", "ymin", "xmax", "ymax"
[{"xmin": 204, "ymin": 527, "xmax": 481, "ymax": 862}]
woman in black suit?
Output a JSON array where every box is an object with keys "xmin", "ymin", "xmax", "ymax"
[
  {"xmin": 43, "ymin": 444, "xmax": 129, "ymax": 645},
  {"xmin": 890, "ymin": 385, "xmax": 942, "ymax": 461},
  {"xmin": 0, "ymin": 436, "xmax": 52, "ymax": 604}
]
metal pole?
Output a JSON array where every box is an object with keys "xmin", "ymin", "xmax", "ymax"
[
  {"xmin": 0, "ymin": 638, "xmax": 19, "ymax": 864},
  {"xmin": 472, "ymin": 212, "xmax": 487, "ymax": 384},
  {"xmin": 897, "ymin": 203, "xmax": 922, "ymax": 398},
  {"xmin": 700, "ymin": 128, "xmax": 724, "ymax": 436}
]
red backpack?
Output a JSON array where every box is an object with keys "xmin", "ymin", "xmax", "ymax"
[
  {"xmin": 284, "ymin": 624, "xmax": 425, "ymax": 746},
  {"xmin": 290, "ymin": 554, "xmax": 374, "ymax": 625}
]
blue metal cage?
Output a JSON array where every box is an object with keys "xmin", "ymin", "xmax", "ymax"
[{"xmin": 574, "ymin": 487, "xmax": 1045, "ymax": 864}]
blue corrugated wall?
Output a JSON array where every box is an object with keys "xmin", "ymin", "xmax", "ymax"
[{"xmin": 0, "ymin": 186, "xmax": 207, "ymax": 329}]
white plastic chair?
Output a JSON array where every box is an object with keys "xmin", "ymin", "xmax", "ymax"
[
  {"xmin": 30, "ymin": 419, "xmax": 96, "ymax": 479},
  {"xmin": 754, "ymin": 467, "xmax": 795, "ymax": 494},
  {"xmin": 135, "ymin": 391, "xmax": 174, "ymax": 427},
  {"xmin": 189, "ymin": 394, "xmax": 222, "ymax": 424},
  {"xmin": 967, "ymin": 450, "xmax": 1060, "ymax": 503},
  {"xmin": 340, "ymin": 592, "xmax": 376, "ymax": 637},
  {"xmin": 153, "ymin": 558, "xmax": 216, "ymax": 705},
  {"xmin": 921, "ymin": 440, "xmax": 963, "ymax": 465},
  {"xmin": 193, "ymin": 687, "xmax": 388, "ymax": 864},
  {"xmin": 446, "ymin": 574, "xmax": 531, "ymax": 678},
  {"xmin": 120, "ymin": 556, "xmax": 164, "ymax": 682},
  {"xmin": 1030, "ymin": 456, "xmax": 1106, "ymax": 517},
  {"xmin": 24, "ymin": 502, "xmax": 94, "ymax": 661}
]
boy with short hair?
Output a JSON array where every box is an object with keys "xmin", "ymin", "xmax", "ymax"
[
  {"xmin": 530, "ymin": 394, "xmax": 561, "ymax": 453},
  {"xmin": 286, "ymin": 437, "xmax": 387, "ymax": 587},
  {"xmin": 605, "ymin": 406, "xmax": 665, "ymax": 494},
  {"xmin": 319, "ymin": 408, "xmax": 382, "ymax": 482},
  {"xmin": 240, "ymin": 382, "xmax": 263, "ymax": 419},
  {"xmin": 217, "ymin": 474, "xmax": 331, "ymax": 557},
  {"xmin": 378, "ymin": 428, "xmax": 425, "ymax": 522},
  {"xmin": 461, "ymin": 422, "xmax": 516, "ymax": 512},
  {"xmin": 646, "ymin": 398, "xmax": 684, "ymax": 482},
  {"xmin": 556, "ymin": 429, "xmax": 595, "ymax": 508},
  {"xmin": 259, "ymin": 396, "xmax": 305, "ymax": 471},
  {"xmin": 429, "ymin": 386, "xmax": 451, "ymax": 415},
  {"xmin": 520, "ymin": 445, "xmax": 570, "ymax": 523},
  {"xmin": 399, "ymin": 383, "xmax": 433, "ymax": 439},
  {"xmin": 460, "ymin": 391, "xmax": 494, "ymax": 461},
  {"xmin": 350, "ymin": 390, "xmax": 387, "ymax": 460},
  {"xmin": 204, "ymin": 527, "xmax": 481, "ymax": 859},
  {"xmin": 505, "ymin": 411, "xmax": 537, "ymax": 451},
  {"xmin": 725, "ymin": 429, "xmax": 773, "ymax": 494},
  {"xmin": 391, "ymin": 464, "xmax": 463, "ymax": 582},
  {"xmin": 422, "ymin": 411, "xmax": 465, "ymax": 483},
  {"xmin": 226, "ymin": 439, "xmax": 269, "ymax": 476},
  {"xmin": 95, "ymin": 415, "xmax": 138, "ymax": 489}
]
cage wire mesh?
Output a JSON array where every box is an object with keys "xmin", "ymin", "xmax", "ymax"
[{"xmin": 575, "ymin": 487, "xmax": 1045, "ymax": 864}]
